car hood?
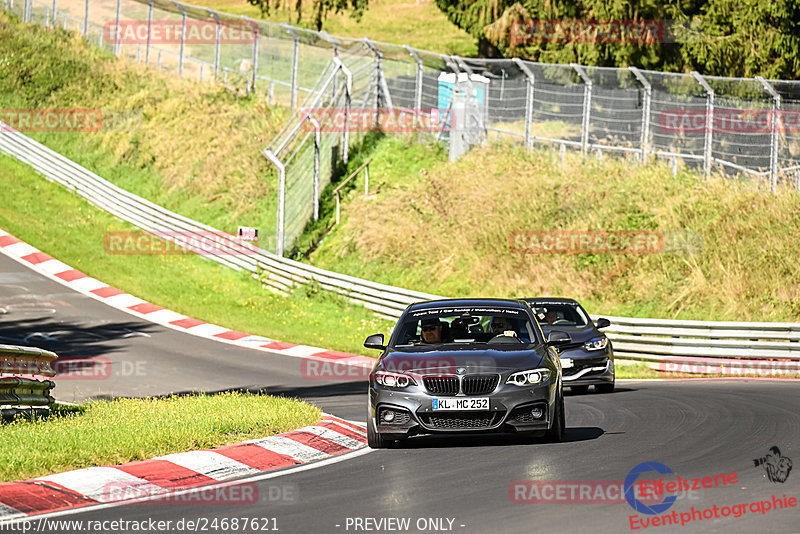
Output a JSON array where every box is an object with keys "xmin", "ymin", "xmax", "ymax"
[
  {"xmin": 540, "ymin": 325, "xmax": 601, "ymax": 345},
  {"xmin": 379, "ymin": 347, "xmax": 545, "ymax": 374}
]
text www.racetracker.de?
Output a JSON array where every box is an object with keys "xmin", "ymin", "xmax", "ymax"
[{"xmin": 1, "ymin": 517, "xmax": 279, "ymax": 533}]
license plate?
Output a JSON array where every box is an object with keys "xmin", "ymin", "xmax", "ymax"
[
  {"xmin": 432, "ymin": 398, "xmax": 489, "ymax": 411},
  {"xmin": 560, "ymin": 358, "xmax": 574, "ymax": 369}
]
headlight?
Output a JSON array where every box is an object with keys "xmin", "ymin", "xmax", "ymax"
[
  {"xmin": 506, "ymin": 368, "xmax": 551, "ymax": 386},
  {"xmin": 584, "ymin": 337, "xmax": 608, "ymax": 351},
  {"xmin": 375, "ymin": 371, "xmax": 416, "ymax": 388}
]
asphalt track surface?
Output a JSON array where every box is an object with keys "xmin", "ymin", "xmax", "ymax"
[{"xmin": 1, "ymin": 253, "xmax": 799, "ymax": 534}]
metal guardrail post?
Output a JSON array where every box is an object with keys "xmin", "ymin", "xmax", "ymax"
[
  {"xmin": 334, "ymin": 57, "xmax": 352, "ymax": 165},
  {"xmin": 513, "ymin": 58, "xmax": 535, "ymax": 150},
  {"xmin": 572, "ymin": 64, "xmax": 592, "ymax": 155},
  {"xmin": 630, "ymin": 67, "xmax": 652, "ymax": 164},
  {"xmin": 692, "ymin": 71, "xmax": 714, "ymax": 179},
  {"xmin": 263, "ymin": 149, "xmax": 286, "ymax": 256},
  {"xmin": 405, "ymin": 46, "xmax": 423, "ymax": 128},
  {"xmin": 756, "ymin": 76, "xmax": 781, "ymax": 193},
  {"xmin": 282, "ymin": 24, "xmax": 300, "ymax": 110},
  {"xmin": 145, "ymin": 0, "xmax": 154, "ymax": 64},
  {"xmin": 208, "ymin": 9, "xmax": 221, "ymax": 80}
]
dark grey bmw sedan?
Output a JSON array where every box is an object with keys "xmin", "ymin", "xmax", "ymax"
[{"xmin": 363, "ymin": 298, "xmax": 565, "ymax": 448}]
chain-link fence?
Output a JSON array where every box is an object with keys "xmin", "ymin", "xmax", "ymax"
[{"xmin": 5, "ymin": 0, "xmax": 800, "ymax": 255}]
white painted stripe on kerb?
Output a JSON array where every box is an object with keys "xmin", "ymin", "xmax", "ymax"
[
  {"xmin": 0, "ymin": 503, "xmax": 24, "ymax": 520},
  {"xmin": 36, "ymin": 260, "xmax": 72, "ymax": 275},
  {"xmin": 280, "ymin": 345, "xmax": 326, "ymax": 358},
  {"xmin": 155, "ymin": 451, "xmax": 258, "ymax": 481},
  {"xmin": 69, "ymin": 277, "xmax": 106, "ymax": 292},
  {"xmin": 299, "ymin": 426, "xmax": 363, "ymax": 449},
  {"xmin": 104, "ymin": 294, "xmax": 145, "ymax": 308},
  {"xmin": 185, "ymin": 323, "xmax": 230, "ymax": 337},
  {"xmin": 247, "ymin": 436, "xmax": 328, "ymax": 462},
  {"xmin": 145, "ymin": 309, "xmax": 187, "ymax": 324},
  {"xmin": 4, "ymin": 242, "xmax": 37, "ymax": 257},
  {"xmin": 38, "ymin": 467, "xmax": 164, "ymax": 503}
]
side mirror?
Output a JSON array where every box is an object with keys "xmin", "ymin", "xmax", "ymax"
[
  {"xmin": 595, "ymin": 318, "xmax": 611, "ymax": 329},
  {"xmin": 364, "ymin": 333, "xmax": 386, "ymax": 350},
  {"xmin": 547, "ymin": 331, "xmax": 571, "ymax": 346}
]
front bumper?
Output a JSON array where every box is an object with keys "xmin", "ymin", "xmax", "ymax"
[
  {"xmin": 369, "ymin": 380, "xmax": 557, "ymax": 440},
  {"xmin": 559, "ymin": 347, "xmax": 614, "ymax": 387}
]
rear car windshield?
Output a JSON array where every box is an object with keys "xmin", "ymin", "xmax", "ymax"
[
  {"xmin": 530, "ymin": 302, "xmax": 590, "ymax": 327},
  {"xmin": 392, "ymin": 306, "xmax": 538, "ymax": 346}
]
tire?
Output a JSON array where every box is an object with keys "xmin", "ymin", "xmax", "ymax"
[
  {"xmin": 596, "ymin": 382, "xmax": 615, "ymax": 394},
  {"xmin": 367, "ymin": 412, "xmax": 392, "ymax": 449},
  {"xmin": 545, "ymin": 389, "xmax": 565, "ymax": 443},
  {"xmin": 570, "ymin": 385, "xmax": 590, "ymax": 394}
]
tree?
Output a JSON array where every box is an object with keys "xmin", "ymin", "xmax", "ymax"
[{"xmin": 247, "ymin": 0, "xmax": 369, "ymax": 31}]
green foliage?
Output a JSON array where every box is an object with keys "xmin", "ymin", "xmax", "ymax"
[
  {"xmin": 433, "ymin": 0, "xmax": 800, "ymax": 79},
  {"xmin": 246, "ymin": 0, "xmax": 368, "ymax": 30}
]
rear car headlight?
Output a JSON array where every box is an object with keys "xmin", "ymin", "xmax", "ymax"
[
  {"xmin": 584, "ymin": 337, "xmax": 608, "ymax": 351},
  {"xmin": 506, "ymin": 368, "xmax": 551, "ymax": 386},
  {"xmin": 375, "ymin": 371, "xmax": 416, "ymax": 388}
]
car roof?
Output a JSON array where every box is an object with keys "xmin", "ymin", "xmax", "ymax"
[{"xmin": 407, "ymin": 298, "xmax": 530, "ymax": 312}]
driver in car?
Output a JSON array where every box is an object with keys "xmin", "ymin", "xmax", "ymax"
[
  {"xmin": 491, "ymin": 317, "xmax": 517, "ymax": 337},
  {"xmin": 420, "ymin": 318, "xmax": 445, "ymax": 344},
  {"xmin": 545, "ymin": 310, "xmax": 559, "ymax": 325}
]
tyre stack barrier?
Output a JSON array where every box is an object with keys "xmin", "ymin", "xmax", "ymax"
[{"xmin": 0, "ymin": 344, "xmax": 57, "ymax": 416}]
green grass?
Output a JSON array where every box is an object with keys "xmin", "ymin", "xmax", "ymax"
[
  {"xmin": 0, "ymin": 393, "xmax": 320, "ymax": 482},
  {"xmin": 308, "ymin": 136, "xmax": 800, "ymax": 322},
  {"xmin": 0, "ymin": 153, "xmax": 395, "ymax": 355}
]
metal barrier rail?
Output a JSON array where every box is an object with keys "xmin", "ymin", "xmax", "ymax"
[
  {"xmin": 0, "ymin": 344, "xmax": 58, "ymax": 409},
  {"xmin": 1, "ymin": 124, "xmax": 798, "ymax": 369}
]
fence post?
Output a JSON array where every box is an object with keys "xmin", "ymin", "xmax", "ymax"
[
  {"xmin": 756, "ymin": 76, "xmax": 781, "ymax": 194},
  {"xmin": 629, "ymin": 67, "xmax": 652, "ymax": 164},
  {"xmin": 405, "ymin": 46, "xmax": 424, "ymax": 128},
  {"xmin": 572, "ymin": 64, "xmax": 592, "ymax": 155},
  {"xmin": 513, "ymin": 58, "xmax": 535, "ymax": 150},
  {"xmin": 82, "ymin": 0, "xmax": 89, "ymax": 35},
  {"xmin": 208, "ymin": 9, "xmax": 221, "ymax": 80},
  {"xmin": 364, "ymin": 39, "xmax": 384, "ymax": 126},
  {"xmin": 51, "ymin": 0, "xmax": 56, "ymax": 27},
  {"xmin": 320, "ymin": 31, "xmax": 339, "ymax": 100},
  {"xmin": 113, "ymin": 0, "xmax": 121, "ymax": 56},
  {"xmin": 306, "ymin": 113, "xmax": 321, "ymax": 221},
  {"xmin": 263, "ymin": 149, "xmax": 286, "ymax": 256},
  {"xmin": 244, "ymin": 16, "xmax": 259, "ymax": 94},
  {"xmin": 334, "ymin": 57, "xmax": 352, "ymax": 165},
  {"xmin": 364, "ymin": 162, "xmax": 370, "ymax": 195},
  {"xmin": 692, "ymin": 71, "xmax": 714, "ymax": 179},
  {"xmin": 282, "ymin": 24, "xmax": 300, "ymax": 110},
  {"xmin": 172, "ymin": 1, "xmax": 186, "ymax": 77},
  {"xmin": 145, "ymin": 0, "xmax": 153, "ymax": 64}
]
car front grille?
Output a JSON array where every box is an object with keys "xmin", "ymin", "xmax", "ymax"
[
  {"xmin": 462, "ymin": 374, "xmax": 499, "ymax": 395},
  {"xmin": 423, "ymin": 376, "xmax": 458, "ymax": 395},
  {"xmin": 418, "ymin": 412, "xmax": 504, "ymax": 430}
]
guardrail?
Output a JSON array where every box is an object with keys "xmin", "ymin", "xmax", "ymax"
[
  {"xmin": 0, "ymin": 344, "xmax": 57, "ymax": 413},
  {"xmin": 1, "ymin": 124, "xmax": 798, "ymax": 372}
]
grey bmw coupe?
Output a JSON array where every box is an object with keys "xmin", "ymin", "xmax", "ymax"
[{"xmin": 364, "ymin": 298, "xmax": 566, "ymax": 448}]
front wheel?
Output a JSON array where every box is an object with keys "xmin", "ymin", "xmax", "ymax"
[
  {"xmin": 545, "ymin": 389, "xmax": 565, "ymax": 443},
  {"xmin": 367, "ymin": 412, "xmax": 393, "ymax": 449}
]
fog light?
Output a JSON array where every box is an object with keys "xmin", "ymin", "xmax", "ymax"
[
  {"xmin": 530, "ymin": 407, "xmax": 543, "ymax": 419},
  {"xmin": 383, "ymin": 410, "xmax": 395, "ymax": 422}
]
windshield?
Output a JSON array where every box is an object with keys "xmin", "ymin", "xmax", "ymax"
[
  {"xmin": 530, "ymin": 301, "xmax": 590, "ymax": 327},
  {"xmin": 392, "ymin": 306, "xmax": 538, "ymax": 346}
]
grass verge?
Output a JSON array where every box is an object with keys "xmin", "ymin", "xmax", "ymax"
[{"xmin": 0, "ymin": 393, "xmax": 320, "ymax": 482}]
